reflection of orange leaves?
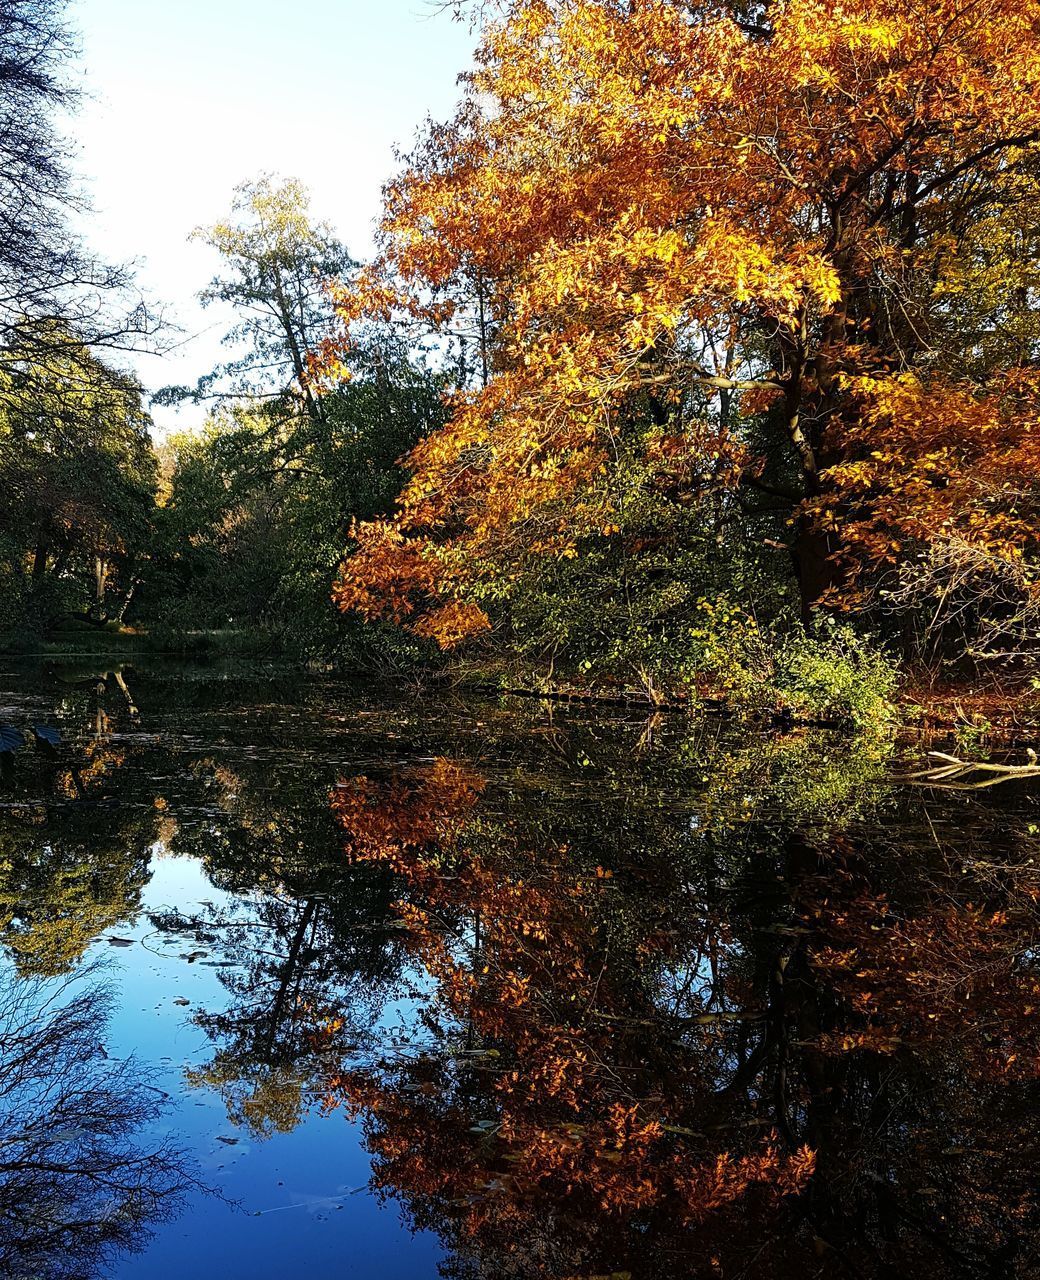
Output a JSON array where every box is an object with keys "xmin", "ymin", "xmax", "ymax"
[
  {"xmin": 57, "ymin": 740, "xmax": 127, "ymax": 797},
  {"xmin": 811, "ymin": 888, "xmax": 1040, "ymax": 1079},
  {"xmin": 675, "ymin": 1145, "xmax": 816, "ymax": 1219},
  {"xmin": 330, "ymin": 759, "xmax": 485, "ymax": 872},
  {"xmin": 813, "ymin": 1030, "xmax": 902, "ymax": 1055},
  {"xmin": 324, "ymin": 761, "xmax": 815, "ymax": 1260},
  {"xmin": 319, "ymin": 764, "xmax": 1040, "ymax": 1272}
]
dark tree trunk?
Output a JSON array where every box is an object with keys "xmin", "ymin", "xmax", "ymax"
[
  {"xmin": 31, "ymin": 540, "xmax": 48, "ymax": 582},
  {"xmin": 791, "ymin": 519, "xmax": 839, "ymax": 627}
]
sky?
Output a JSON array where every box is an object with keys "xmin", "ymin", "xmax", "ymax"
[{"xmin": 67, "ymin": 0, "xmax": 479, "ymax": 432}]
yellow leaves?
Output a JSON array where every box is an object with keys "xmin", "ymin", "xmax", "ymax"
[
  {"xmin": 413, "ymin": 602, "xmax": 493, "ymax": 648},
  {"xmin": 810, "ymin": 369, "xmax": 1040, "ymax": 597},
  {"xmin": 317, "ymin": 0, "xmax": 1040, "ymax": 641}
]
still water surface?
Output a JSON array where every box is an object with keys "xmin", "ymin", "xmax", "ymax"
[{"xmin": 0, "ymin": 661, "xmax": 1037, "ymax": 1279}]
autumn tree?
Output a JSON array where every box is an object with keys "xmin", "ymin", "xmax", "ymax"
[{"xmin": 327, "ymin": 0, "xmax": 1040, "ymax": 681}]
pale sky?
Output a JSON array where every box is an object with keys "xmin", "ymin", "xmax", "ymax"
[{"xmin": 67, "ymin": 0, "xmax": 479, "ymax": 431}]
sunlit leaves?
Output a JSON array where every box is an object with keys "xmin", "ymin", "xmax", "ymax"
[{"xmin": 320, "ymin": 0, "xmax": 1040, "ymax": 658}]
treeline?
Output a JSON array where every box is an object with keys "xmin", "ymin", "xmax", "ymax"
[
  {"xmin": 0, "ymin": 0, "xmax": 156, "ymax": 644},
  {"xmin": 5, "ymin": 0, "xmax": 1040, "ymax": 725},
  {"xmin": 322, "ymin": 0, "xmax": 1040, "ymax": 722},
  {"xmin": 0, "ymin": 0, "xmax": 445, "ymax": 663},
  {"xmin": 0, "ymin": 171, "xmax": 446, "ymax": 660}
]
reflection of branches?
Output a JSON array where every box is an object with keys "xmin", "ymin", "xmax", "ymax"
[
  {"xmin": 0, "ymin": 964, "xmax": 196, "ymax": 1280},
  {"xmin": 323, "ymin": 758, "xmax": 1040, "ymax": 1279},
  {"xmin": 149, "ymin": 888, "xmax": 405, "ymax": 1139}
]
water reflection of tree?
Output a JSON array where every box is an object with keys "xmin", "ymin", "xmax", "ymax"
[
  {"xmin": 0, "ymin": 965, "xmax": 193, "ymax": 1280},
  {"xmin": 0, "ymin": 671, "xmax": 156, "ymax": 975},
  {"xmin": 321, "ymin": 750, "xmax": 1040, "ymax": 1279},
  {"xmin": 152, "ymin": 757, "xmax": 410, "ymax": 1138}
]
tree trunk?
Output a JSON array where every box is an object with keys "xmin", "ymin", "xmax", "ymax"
[
  {"xmin": 791, "ymin": 514, "xmax": 839, "ymax": 627},
  {"xmin": 31, "ymin": 540, "xmax": 48, "ymax": 582},
  {"xmin": 94, "ymin": 556, "xmax": 109, "ymax": 621},
  {"xmin": 114, "ymin": 577, "xmax": 140, "ymax": 624}
]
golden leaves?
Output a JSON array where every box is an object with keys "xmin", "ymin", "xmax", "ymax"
[
  {"xmin": 315, "ymin": 0, "xmax": 1040, "ymax": 638},
  {"xmin": 811, "ymin": 370, "xmax": 1040, "ymax": 591}
]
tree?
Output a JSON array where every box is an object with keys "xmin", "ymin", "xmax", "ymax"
[
  {"xmin": 161, "ymin": 175, "xmax": 355, "ymax": 417},
  {"xmin": 326, "ymin": 0, "xmax": 1040, "ymax": 677},
  {"xmin": 148, "ymin": 352, "xmax": 443, "ymax": 654},
  {"xmin": 0, "ymin": 1, "xmax": 158, "ymax": 390},
  {"xmin": 148, "ymin": 178, "xmax": 444, "ymax": 657},
  {"xmin": 0, "ymin": 326, "xmax": 157, "ymax": 630}
]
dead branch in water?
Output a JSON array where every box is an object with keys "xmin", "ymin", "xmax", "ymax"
[{"xmin": 898, "ymin": 750, "xmax": 1040, "ymax": 790}]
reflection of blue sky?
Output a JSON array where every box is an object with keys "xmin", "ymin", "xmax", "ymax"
[
  {"xmin": 96, "ymin": 854, "xmax": 443, "ymax": 1279},
  {"xmin": 67, "ymin": 0, "xmax": 479, "ymax": 435}
]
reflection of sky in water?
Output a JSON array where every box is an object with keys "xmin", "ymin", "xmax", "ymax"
[
  {"xmin": 97, "ymin": 855, "xmax": 443, "ymax": 1279},
  {"xmin": 4, "ymin": 664, "xmax": 1040, "ymax": 1280}
]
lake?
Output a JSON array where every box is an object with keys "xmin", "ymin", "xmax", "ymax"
[{"xmin": 0, "ymin": 660, "xmax": 1037, "ymax": 1279}]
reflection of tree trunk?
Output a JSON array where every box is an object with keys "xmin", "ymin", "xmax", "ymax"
[
  {"xmin": 779, "ymin": 832, "xmax": 897, "ymax": 1266},
  {"xmin": 113, "ymin": 670, "xmax": 139, "ymax": 718},
  {"xmin": 262, "ymin": 899, "xmax": 318, "ymax": 1059}
]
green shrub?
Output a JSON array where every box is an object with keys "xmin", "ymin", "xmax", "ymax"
[{"xmin": 678, "ymin": 603, "xmax": 894, "ymax": 728}]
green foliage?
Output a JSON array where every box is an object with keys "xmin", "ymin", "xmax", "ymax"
[
  {"xmin": 461, "ymin": 428, "xmax": 791, "ymax": 692},
  {"xmin": 141, "ymin": 177, "xmax": 446, "ymax": 665},
  {"xmin": 0, "ymin": 327, "xmax": 157, "ymax": 645},
  {"xmin": 443, "ymin": 421, "xmax": 897, "ymax": 725},
  {"xmin": 679, "ymin": 606, "xmax": 897, "ymax": 731},
  {"xmin": 144, "ymin": 352, "xmax": 444, "ymax": 660},
  {"xmin": 157, "ymin": 176, "xmax": 355, "ymax": 409},
  {"xmin": 768, "ymin": 621, "xmax": 899, "ymax": 732}
]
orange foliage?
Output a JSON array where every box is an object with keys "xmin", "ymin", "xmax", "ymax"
[
  {"xmin": 327, "ymin": 760, "xmax": 817, "ymax": 1261},
  {"xmin": 323, "ymin": 0, "xmax": 1040, "ymax": 639},
  {"xmin": 812, "ymin": 371, "xmax": 1040, "ymax": 589}
]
